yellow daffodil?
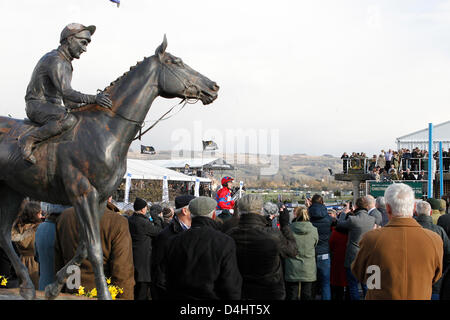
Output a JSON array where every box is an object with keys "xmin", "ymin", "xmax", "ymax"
[
  {"xmin": 106, "ymin": 278, "xmax": 111, "ymax": 285},
  {"xmin": 0, "ymin": 276, "xmax": 7, "ymax": 286},
  {"xmin": 89, "ymin": 288, "xmax": 97, "ymax": 298},
  {"xmin": 77, "ymin": 286, "xmax": 85, "ymax": 296}
]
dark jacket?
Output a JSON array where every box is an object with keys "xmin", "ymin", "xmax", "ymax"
[
  {"xmin": 308, "ymin": 203, "xmax": 333, "ymax": 255},
  {"xmin": 416, "ymin": 214, "xmax": 450, "ymax": 294},
  {"xmin": 378, "ymin": 207, "xmax": 389, "ymax": 227},
  {"xmin": 226, "ymin": 213, "xmax": 297, "ymax": 300},
  {"xmin": 336, "ymin": 208, "xmax": 375, "ymax": 268},
  {"xmin": 128, "ymin": 212, "xmax": 162, "ymax": 283},
  {"xmin": 368, "ymin": 208, "xmax": 383, "ymax": 226},
  {"xmin": 163, "ymin": 216, "xmax": 242, "ymax": 299},
  {"xmin": 151, "ymin": 216, "xmax": 186, "ymax": 299},
  {"xmin": 55, "ymin": 207, "xmax": 135, "ymax": 299},
  {"xmin": 438, "ymin": 214, "xmax": 450, "ymax": 238}
]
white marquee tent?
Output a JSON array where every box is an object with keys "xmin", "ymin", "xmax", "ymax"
[
  {"xmin": 124, "ymin": 159, "xmax": 211, "ymax": 183},
  {"xmin": 147, "ymin": 157, "xmax": 234, "ymax": 170},
  {"xmin": 396, "ymin": 120, "xmax": 450, "ymax": 152}
]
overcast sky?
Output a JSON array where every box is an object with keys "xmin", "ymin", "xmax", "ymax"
[{"xmin": 1, "ymin": 0, "xmax": 450, "ymax": 157}]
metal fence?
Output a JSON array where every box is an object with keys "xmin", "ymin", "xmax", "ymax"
[{"xmin": 341, "ymin": 157, "xmax": 450, "ymax": 174}]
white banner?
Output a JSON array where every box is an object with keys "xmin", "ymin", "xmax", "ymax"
[
  {"xmin": 194, "ymin": 178, "xmax": 200, "ymax": 197},
  {"xmin": 124, "ymin": 173, "xmax": 132, "ymax": 204},
  {"xmin": 162, "ymin": 175, "xmax": 169, "ymax": 203}
]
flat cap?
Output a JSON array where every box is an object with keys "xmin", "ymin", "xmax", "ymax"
[
  {"xmin": 427, "ymin": 198, "xmax": 441, "ymax": 210},
  {"xmin": 238, "ymin": 194, "xmax": 263, "ymax": 215},
  {"xmin": 175, "ymin": 195, "xmax": 196, "ymax": 209},
  {"xmin": 189, "ymin": 197, "xmax": 217, "ymax": 216},
  {"xmin": 262, "ymin": 202, "xmax": 278, "ymax": 216}
]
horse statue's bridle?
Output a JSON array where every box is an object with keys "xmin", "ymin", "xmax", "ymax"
[{"xmin": 97, "ymin": 59, "xmax": 202, "ymax": 140}]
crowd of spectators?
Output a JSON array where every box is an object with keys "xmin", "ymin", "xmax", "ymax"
[
  {"xmin": 341, "ymin": 147, "xmax": 450, "ymax": 176},
  {"xmin": 2, "ymin": 182, "xmax": 450, "ymax": 301}
]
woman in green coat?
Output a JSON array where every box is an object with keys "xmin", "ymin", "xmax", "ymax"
[{"xmin": 284, "ymin": 206, "xmax": 318, "ymax": 300}]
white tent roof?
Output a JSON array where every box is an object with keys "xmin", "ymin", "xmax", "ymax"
[
  {"xmin": 396, "ymin": 120, "xmax": 450, "ymax": 142},
  {"xmin": 124, "ymin": 159, "xmax": 211, "ymax": 182},
  {"xmin": 147, "ymin": 157, "xmax": 233, "ymax": 170},
  {"xmin": 396, "ymin": 120, "xmax": 450, "ymax": 151}
]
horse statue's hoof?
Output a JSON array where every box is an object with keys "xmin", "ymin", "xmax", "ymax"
[
  {"xmin": 45, "ymin": 282, "xmax": 62, "ymax": 300},
  {"xmin": 19, "ymin": 287, "xmax": 36, "ymax": 300}
]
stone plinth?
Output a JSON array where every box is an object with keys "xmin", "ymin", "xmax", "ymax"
[{"xmin": 0, "ymin": 288, "xmax": 92, "ymax": 300}]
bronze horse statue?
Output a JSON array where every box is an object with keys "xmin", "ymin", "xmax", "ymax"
[{"xmin": 0, "ymin": 35, "xmax": 219, "ymax": 300}]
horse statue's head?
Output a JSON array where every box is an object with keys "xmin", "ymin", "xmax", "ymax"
[{"xmin": 155, "ymin": 35, "xmax": 219, "ymax": 105}]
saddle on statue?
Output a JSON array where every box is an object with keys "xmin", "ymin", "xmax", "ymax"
[{"xmin": 0, "ymin": 115, "xmax": 79, "ymax": 164}]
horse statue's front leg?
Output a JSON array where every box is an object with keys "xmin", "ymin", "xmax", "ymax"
[{"xmin": 64, "ymin": 177, "xmax": 111, "ymax": 300}]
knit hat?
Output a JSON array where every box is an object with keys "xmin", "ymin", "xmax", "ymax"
[
  {"xmin": 189, "ymin": 197, "xmax": 217, "ymax": 216},
  {"xmin": 133, "ymin": 197, "xmax": 148, "ymax": 211},
  {"xmin": 238, "ymin": 194, "xmax": 263, "ymax": 215}
]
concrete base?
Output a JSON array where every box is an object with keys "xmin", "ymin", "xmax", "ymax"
[{"xmin": 0, "ymin": 288, "xmax": 92, "ymax": 300}]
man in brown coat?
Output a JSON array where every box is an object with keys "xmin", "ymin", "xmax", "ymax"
[
  {"xmin": 352, "ymin": 183, "xmax": 443, "ymax": 300},
  {"xmin": 54, "ymin": 201, "xmax": 135, "ymax": 299}
]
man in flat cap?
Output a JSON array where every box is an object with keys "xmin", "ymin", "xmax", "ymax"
[
  {"xmin": 162, "ymin": 196, "xmax": 242, "ymax": 299},
  {"xmin": 128, "ymin": 197, "xmax": 162, "ymax": 300},
  {"xmin": 19, "ymin": 23, "xmax": 112, "ymax": 164}
]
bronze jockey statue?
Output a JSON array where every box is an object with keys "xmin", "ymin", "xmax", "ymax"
[{"xmin": 19, "ymin": 23, "xmax": 112, "ymax": 164}]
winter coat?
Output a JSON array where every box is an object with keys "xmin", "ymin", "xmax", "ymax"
[
  {"xmin": 55, "ymin": 207, "xmax": 135, "ymax": 299},
  {"xmin": 336, "ymin": 209, "xmax": 375, "ymax": 268},
  {"xmin": 163, "ymin": 216, "xmax": 242, "ymax": 299},
  {"xmin": 11, "ymin": 223, "xmax": 40, "ymax": 289},
  {"xmin": 416, "ymin": 214, "xmax": 450, "ymax": 295},
  {"xmin": 368, "ymin": 208, "xmax": 383, "ymax": 226},
  {"xmin": 284, "ymin": 221, "xmax": 318, "ymax": 282},
  {"xmin": 226, "ymin": 213, "xmax": 297, "ymax": 300},
  {"xmin": 308, "ymin": 203, "xmax": 333, "ymax": 255},
  {"xmin": 151, "ymin": 216, "xmax": 186, "ymax": 299},
  {"xmin": 438, "ymin": 214, "xmax": 450, "ymax": 238},
  {"xmin": 378, "ymin": 207, "xmax": 389, "ymax": 227},
  {"xmin": 432, "ymin": 210, "xmax": 443, "ymax": 225},
  {"xmin": 329, "ymin": 227, "xmax": 348, "ymax": 287},
  {"xmin": 128, "ymin": 212, "xmax": 163, "ymax": 283},
  {"xmin": 352, "ymin": 217, "xmax": 443, "ymax": 300}
]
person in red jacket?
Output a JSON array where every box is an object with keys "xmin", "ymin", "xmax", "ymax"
[{"xmin": 216, "ymin": 176, "xmax": 235, "ymax": 214}]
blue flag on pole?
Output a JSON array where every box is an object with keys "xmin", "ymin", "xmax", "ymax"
[{"xmin": 110, "ymin": 0, "xmax": 120, "ymax": 7}]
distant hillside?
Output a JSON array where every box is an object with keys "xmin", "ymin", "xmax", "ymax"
[{"xmin": 127, "ymin": 150, "xmax": 351, "ymax": 191}]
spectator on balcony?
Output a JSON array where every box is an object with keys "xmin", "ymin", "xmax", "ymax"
[
  {"xmin": 368, "ymin": 155, "xmax": 377, "ymax": 172},
  {"xmin": 377, "ymin": 152, "xmax": 386, "ymax": 170},
  {"xmin": 411, "ymin": 148, "xmax": 419, "ymax": 172},
  {"xmin": 368, "ymin": 167, "xmax": 379, "ymax": 181},
  {"xmin": 402, "ymin": 149, "xmax": 412, "ymax": 170},
  {"xmin": 393, "ymin": 151, "xmax": 400, "ymax": 171},
  {"xmin": 417, "ymin": 170, "xmax": 427, "ymax": 181},
  {"xmin": 403, "ymin": 168, "xmax": 416, "ymax": 181},
  {"xmin": 385, "ymin": 149, "xmax": 393, "ymax": 172},
  {"xmin": 389, "ymin": 168, "xmax": 400, "ymax": 181},
  {"xmin": 379, "ymin": 168, "xmax": 390, "ymax": 181}
]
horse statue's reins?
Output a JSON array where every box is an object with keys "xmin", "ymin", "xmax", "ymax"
[{"xmin": 96, "ymin": 60, "xmax": 201, "ymax": 141}]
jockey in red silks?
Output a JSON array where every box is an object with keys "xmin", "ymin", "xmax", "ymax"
[{"xmin": 216, "ymin": 176, "xmax": 235, "ymax": 213}]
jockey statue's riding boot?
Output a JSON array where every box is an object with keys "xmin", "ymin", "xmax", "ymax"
[{"xmin": 19, "ymin": 114, "xmax": 76, "ymax": 164}]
